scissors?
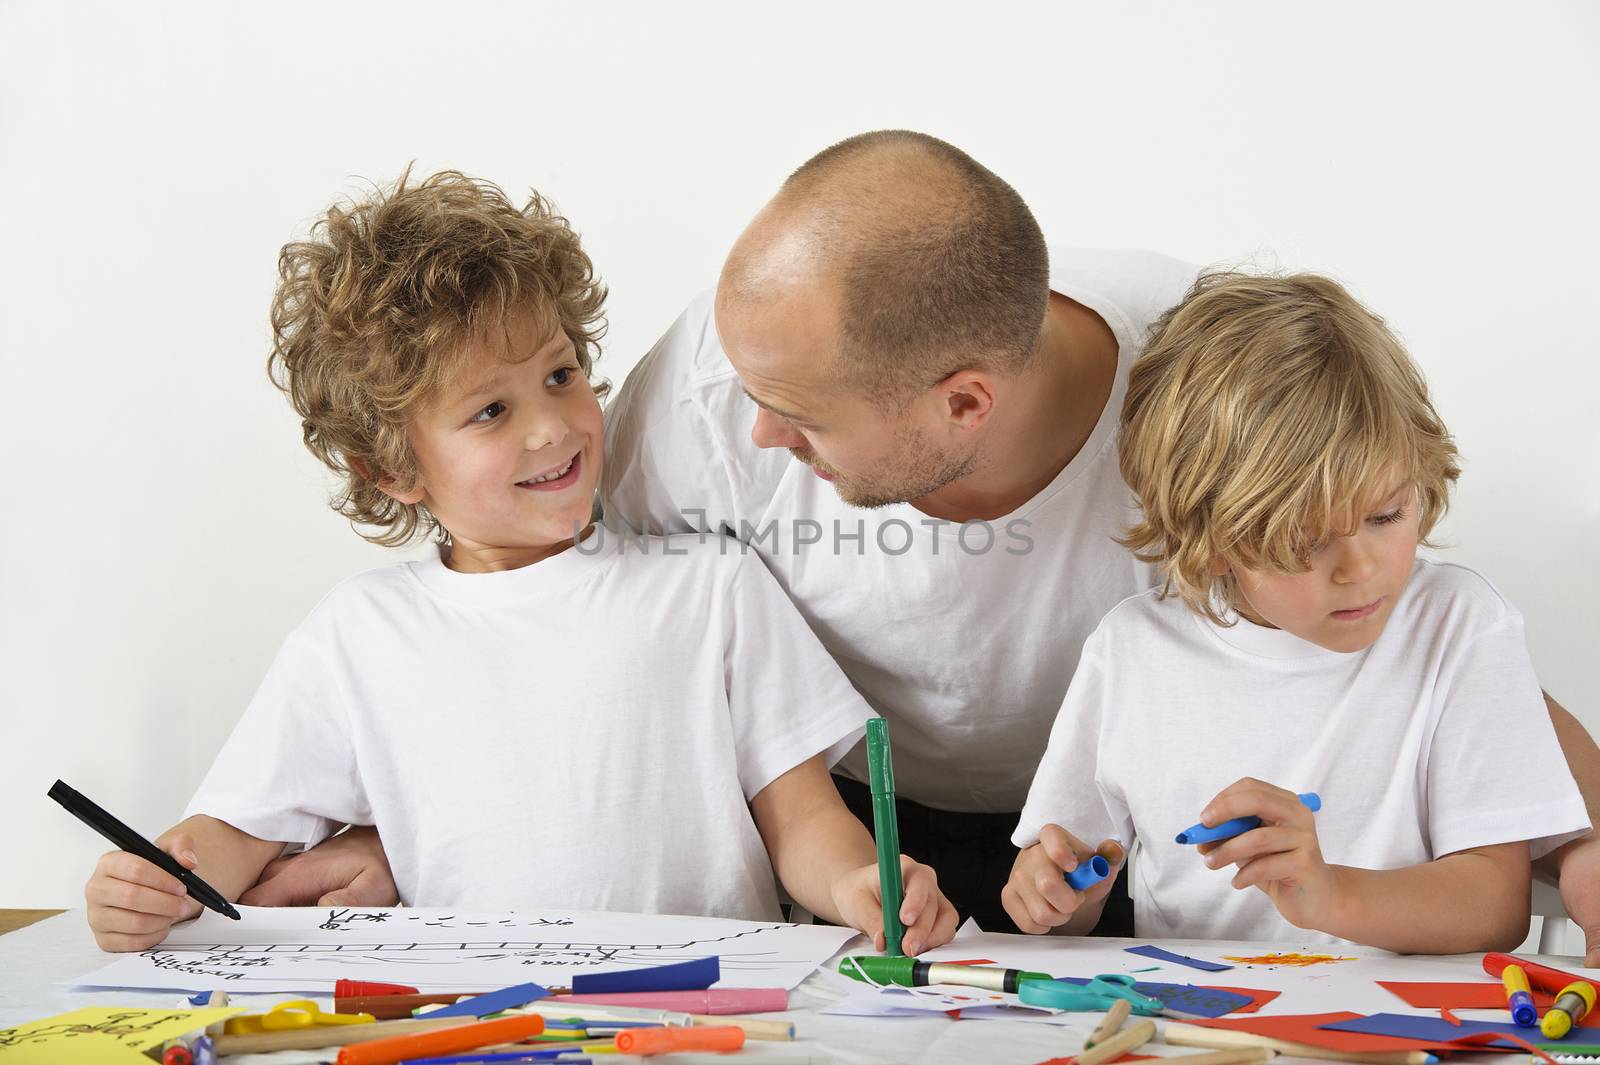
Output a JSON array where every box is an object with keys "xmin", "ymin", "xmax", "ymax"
[
  {"xmin": 222, "ymin": 999, "xmax": 375, "ymax": 1035},
  {"xmin": 1018, "ymin": 973, "xmax": 1200, "ymax": 1019}
]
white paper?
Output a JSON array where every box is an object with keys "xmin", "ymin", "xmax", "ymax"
[{"xmin": 72, "ymin": 905, "xmax": 861, "ymax": 993}]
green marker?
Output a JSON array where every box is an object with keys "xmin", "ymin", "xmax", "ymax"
[
  {"xmin": 866, "ymin": 717, "xmax": 905, "ymax": 956},
  {"xmin": 841, "ymin": 955, "xmax": 1052, "ymax": 993}
]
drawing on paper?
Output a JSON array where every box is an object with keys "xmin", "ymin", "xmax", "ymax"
[{"xmin": 73, "ymin": 906, "xmax": 859, "ymax": 993}]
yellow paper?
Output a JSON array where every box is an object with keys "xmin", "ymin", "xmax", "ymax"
[{"xmin": 0, "ymin": 1006, "xmax": 241, "ymax": 1064}]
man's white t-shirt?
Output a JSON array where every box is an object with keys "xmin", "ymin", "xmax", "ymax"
[
  {"xmin": 186, "ymin": 533, "xmax": 874, "ymax": 921},
  {"xmin": 1013, "ymin": 558, "xmax": 1591, "ymax": 943},
  {"xmin": 602, "ymin": 247, "xmax": 1200, "ymax": 812}
]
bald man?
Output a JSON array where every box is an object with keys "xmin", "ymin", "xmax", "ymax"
[
  {"xmin": 249, "ymin": 132, "xmax": 1600, "ymax": 950},
  {"xmin": 598, "ymin": 132, "xmax": 1196, "ymax": 932}
]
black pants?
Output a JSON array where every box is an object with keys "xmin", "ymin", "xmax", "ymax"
[{"xmin": 833, "ymin": 774, "xmax": 1134, "ymax": 937}]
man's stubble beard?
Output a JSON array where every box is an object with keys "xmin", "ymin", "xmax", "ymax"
[{"xmin": 793, "ymin": 423, "xmax": 980, "ymax": 510}]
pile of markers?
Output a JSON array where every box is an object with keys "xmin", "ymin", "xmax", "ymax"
[
  {"xmin": 195, "ymin": 976, "xmax": 803, "ymax": 1064},
  {"xmin": 1487, "ymin": 953, "xmax": 1598, "ymax": 1042}
]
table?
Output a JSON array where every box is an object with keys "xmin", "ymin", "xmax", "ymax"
[
  {"xmin": 0, "ymin": 909, "xmax": 62, "ymax": 937},
  {"xmin": 0, "ymin": 910, "xmax": 1587, "ymax": 1065}
]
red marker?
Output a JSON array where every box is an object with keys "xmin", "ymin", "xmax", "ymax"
[{"xmin": 1484, "ymin": 952, "xmax": 1589, "ymax": 996}]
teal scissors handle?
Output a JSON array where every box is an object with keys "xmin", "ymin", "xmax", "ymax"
[
  {"xmin": 1015, "ymin": 973, "xmax": 1168, "ymax": 1014},
  {"xmin": 1082, "ymin": 973, "xmax": 1166, "ymax": 1015},
  {"xmin": 1016, "ymin": 980, "xmax": 1123, "ymax": 1011}
]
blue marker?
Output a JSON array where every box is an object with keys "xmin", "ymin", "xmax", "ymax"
[
  {"xmin": 1065, "ymin": 854, "xmax": 1111, "ymax": 890},
  {"xmin": 1175, "ymin": 793, "xmax": 1322, "ymax": 844}
]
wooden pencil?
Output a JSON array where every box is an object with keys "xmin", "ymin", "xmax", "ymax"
[
  {"xmin": 1087, "ymin": 998, "xmax": 1132, "ymax": 1047},
  {"xmin": 1076, "ymin": 1017, "xmax": 1157, "ymax": 1065},
  {"xmin": 1165, "ymin": 1022, "xmax": 1435, "ymax": 1065},
  {"xmin": 689, "ymin": 1015, "xmax": 795, "ymax": 1040},
  {"xmin": 1158, "ymin": 1048, "xmax": 1275, "ymax": 1065}
]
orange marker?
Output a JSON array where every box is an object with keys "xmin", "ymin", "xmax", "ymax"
[
  {"xmin": 335, "ymin": 1014, "xmax": 544, "ymax": 1065},
  {"xmin": 613, "ymin": 1025, "xmax": 746, "ymax": 1055}
]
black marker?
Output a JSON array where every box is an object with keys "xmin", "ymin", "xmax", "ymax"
[{"xmin": 48, "ymin": 779, "xmax": 241, "ymax": 920}]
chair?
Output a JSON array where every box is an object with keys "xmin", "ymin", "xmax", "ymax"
[{"xmin": 1529, "ymin": 876, "xmax": 1587, "ymax": 956}]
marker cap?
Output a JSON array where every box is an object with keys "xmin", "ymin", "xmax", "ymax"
[{"xmin": 1065, "ymin": 854, "xmax": 1111, "ymax": 891}]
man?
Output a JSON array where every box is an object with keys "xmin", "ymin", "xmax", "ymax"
[{"xmin": 250, "ymin": 131, "xmax": 1600, "ymax": 950}]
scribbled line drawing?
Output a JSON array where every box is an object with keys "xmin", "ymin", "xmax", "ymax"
[
  {"xmin": 319, "ymin": 909, "xmax": 577, "ymax": 932},
  {"xmin": 133, "ymin": 910, "xmax": 815, "ymax": 983},
  {"xmin": 0, "ymin": 1010, "xmax": 186, "ymax": 1048}
]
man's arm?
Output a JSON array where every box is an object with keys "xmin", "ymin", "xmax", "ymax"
[
  {"xmin": 237, "ymin": 825, "xmax": 399, "ymax": 907},
  {"xmin": 1539, "ymin": 691, "xmax": 1600, "ymax": 964}
]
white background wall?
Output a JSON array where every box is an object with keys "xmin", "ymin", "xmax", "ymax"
[{"xmin": 2, "ymin": 2, "xmax": 1596, "ymax": 907}]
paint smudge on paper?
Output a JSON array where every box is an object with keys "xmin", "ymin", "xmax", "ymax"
[{"xmin": 1220, "ymin": 952, "xmax": 1358, "ymax": 967}]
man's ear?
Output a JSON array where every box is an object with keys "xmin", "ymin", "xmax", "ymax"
[
  {"xmin": 352, "ymin": 456, "xmax": 426, "ymax": 505},
  {"xmin": 938, "ymin": 369, "xmax": 997, "ymax": 431}
]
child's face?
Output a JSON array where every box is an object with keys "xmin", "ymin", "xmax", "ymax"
[
  {"xmin": 1226, "ymin": 481, "xmax": 1421, "ymax": 653},
  {"xmin": 398, "ymin": 312, "xmax": 602, "ymax": 572}
]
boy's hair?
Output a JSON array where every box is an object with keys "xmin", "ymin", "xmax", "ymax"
[
  {"xmin": 1119, "ymin": 271, "xmax": 1460, "ymax": 624},
  {"xmin": 269, "ymin": 168, "xmax": 607, "ymax": 546}
]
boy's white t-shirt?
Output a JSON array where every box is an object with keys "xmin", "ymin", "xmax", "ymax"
[
  {"xmin": 1013, "ymin": 558, "xmax": 1591, "ymax": 943},
  {"xmin": 186, "ymin": 532, "xmax": 874, "ymax": 921},
  {"xmin": 601, "ymin": 247, "xmax": 1201, "ymax": 812}
]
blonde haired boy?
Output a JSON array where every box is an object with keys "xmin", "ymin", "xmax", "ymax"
[
  {"xmin": 82, "ymin": 170, "xmax": 957, "ymax": 954},
  {"xmin": 1007, "ymin": 272, "xmax": 1588, "ymax": 951}
]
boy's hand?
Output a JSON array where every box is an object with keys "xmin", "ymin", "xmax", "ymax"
[
  {"xmin": 1002, "ymin": 825, "xmax": 1125, "ymax": 934},
  {"xmin": 85, "ymin": 833, "xmax": 204, "ymax": 952},
  {"xmin": 1196, "ymin": 777, "xmax": 1338, "ymax": 929},
  {"xmin": 831, "ymin": 855, "xmax": 959, "ymax": 956}
]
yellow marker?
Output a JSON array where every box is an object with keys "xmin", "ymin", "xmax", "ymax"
[{"xmin": 1541, "ymin": 981, "xmax": 1597, "ymax": 1039}]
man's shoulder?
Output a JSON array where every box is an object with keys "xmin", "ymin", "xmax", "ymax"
[
  {"xmin": 601, "ymin": 290, "xmax": 789, "ymax": 532},
  {"xmin": 1047, "ymin": 245, "xmax": 1202, "ymax": 337},
  {"xmin": 617, "ymin": 288, "xmax": 736, "ymax": 395}
]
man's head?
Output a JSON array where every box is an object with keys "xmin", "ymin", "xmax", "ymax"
[
  {"xmin": 1118, "ymin": 271, "xmax": 1460, "ymax": 652},
  {"xmin": 716, "ymin": 131, "xmax": 1049, "ymax": 508},
  {"xmin": 269, "ymin": 169, "xmax": 607, "ymax": 555}
]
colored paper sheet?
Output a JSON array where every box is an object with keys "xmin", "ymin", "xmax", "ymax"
[
  {"xmin": 1379, "ymin": 980, "xmax": 1544, "ymax": 1009},
  {"xmin": 1125, "ymin": 945, "xmax": 1233, "ymax": 972},
  {"xmin": 572, "ymin": 955, "xmax": 719, "ymax": 994},
  {"xmin": 1189, "ymin": 985, "xmax": 1281, "ymax": 1015},
  {"xmin": 1322, "ymin": 1012, "xmax": 1543, "ymax": 1049},
  {"xmin": 73, "ymin": 906, "xmax": 854, "ymax": 993},
  {"xmin": 1055, "ymin": 977, "xmax": 1277, "ymax": 1017},
  {"xmin": 426, "ymin": 981, "xmax": 551, "ymax": 1018},
  {"xmin": 0, "ymin": 1007, "xmax": 241, "ymax": 1063},
  {"xmin": 1190, "ymin": 1011, "xmax": 1489, "ymax": 1054},
  {"xmin": 1376, "ymin": 981, "xmax": 1600, "ymax": 1024}
]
